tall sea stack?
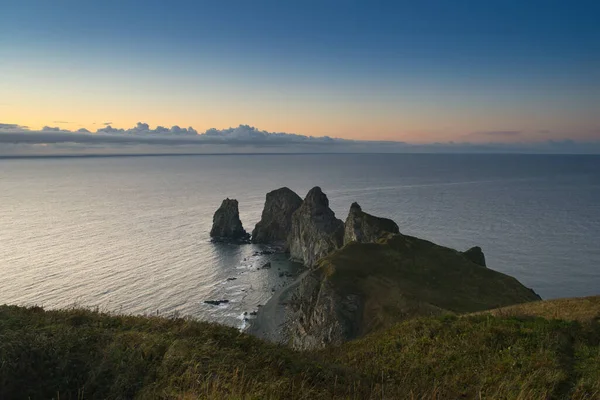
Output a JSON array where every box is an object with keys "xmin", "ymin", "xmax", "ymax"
[
  {"xmin": 288, "ymin": 187, "xmax": 344, "ymax": 267},
  {"xmin": 252, "ymin": 187, "xmax": 303, "ymax": 246},
  {"xmin": 210, "ymin": 198, "xmax": 249, "ymax": 241}
]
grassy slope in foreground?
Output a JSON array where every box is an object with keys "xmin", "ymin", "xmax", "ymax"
[
  {"xmin": 1, "ymin": 300, "xmax": 599, "ymax": 399},
  {"xmin": 310, "ymin": 233, "xmax": 541, "ymax": 338}
]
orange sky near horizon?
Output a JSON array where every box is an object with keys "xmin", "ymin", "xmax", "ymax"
[
  {"xmin": 2, "ymin": 1, "xmax": 599, "ymax": 146},
  {"xmin": 2, "ymin": 89, "xmax": 597, "ymax": 144}
]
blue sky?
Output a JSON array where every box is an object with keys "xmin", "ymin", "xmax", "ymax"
[{"xmin": 1, "ymin": 0, "xmax": 598, "ymax": 149}]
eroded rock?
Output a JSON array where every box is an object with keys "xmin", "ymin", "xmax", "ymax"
[
  {"xmin": 288, "ymin": 187, "xmax": 344, "ymax": 267},
  {"xmin": 281, "ymin": 234, "xmax": 540, "ymax": 350},
  {"xmin": 343, "ymin": 202, "xmax": 400, "ymax": 245},
  {"xmin": 252, "ymin": 187, "xmax": 303, "ymax": 245},
  {"xmin": 209, "ymin": 198, "xmax": 249, "ymax": 242},
  {"xmin": 462, "ymin": 246, "xmax": 487, "ymax": 267},
  {"xmin": 204, "ymin": 300, "xmax": 229, "ymax": 306}
]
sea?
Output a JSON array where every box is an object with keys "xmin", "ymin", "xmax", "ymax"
[{"xmin": 1, "ymin": 153, "xmax": 599, "ymax": 328}]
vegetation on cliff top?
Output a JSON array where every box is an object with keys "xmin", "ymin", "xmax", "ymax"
[
  {"xmin": 311, "ymin": 233, "xmax": 541, "ymax": 338},
  {"xmin": 1, "ymin": 298, "xmax": 599, "ymax": 399}
]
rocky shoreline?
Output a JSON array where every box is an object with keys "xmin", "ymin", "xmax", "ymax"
[
  {"xmin": 246, "ymin": 270, "xmax": 310, "ymax": 344},
  {"xmin": 210, "ymin": 186, "xmax": 541, "ymax": 349}
]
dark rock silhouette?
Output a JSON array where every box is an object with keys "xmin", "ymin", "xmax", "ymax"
[
  {"xmin": 210, "ymin": 198, "xmax": 249, "ymax": 241},
  {"xmin": 462, "ymin": 246, "xmax": 487, "ymax": 267},
  {"xmin": 343, "ymin": 202, "xmax": 400, "ymax": 245},
  {"xmin": 204, "ymin": 300, "xmax": 229, "ymax": 306},
  {"xmin": 288, "ymin": 187, "xmax": 344, "ymax": 267},
  {"xmin": 252, "ymin": 187, "xmax": 303, "ymax": 245}
]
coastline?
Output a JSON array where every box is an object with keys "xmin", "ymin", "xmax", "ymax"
[{"xmin": 246, "ymin": 270, "xmax": 309, "ymax": 344}]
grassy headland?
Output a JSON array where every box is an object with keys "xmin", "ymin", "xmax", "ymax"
[
  {"xmin": 1, "ymin": 297, "xmax": 599, "ymax": 399},
  {"xmin": 287, "ymin": 233, "xmax": 541, "ymax": 344}
]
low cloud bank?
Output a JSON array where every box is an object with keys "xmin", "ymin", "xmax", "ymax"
[
  {"xmin": 0, "ymin": 123, "xmax": 350, "ymax": 150},
  {"xmin": 1, "ymin": 122, "xmax": 599, "ymax": 155}
]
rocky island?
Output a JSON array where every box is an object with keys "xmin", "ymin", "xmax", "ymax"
[{"xmin": 209, "ymin": 198, "xmax": 250, "ymax": 242}]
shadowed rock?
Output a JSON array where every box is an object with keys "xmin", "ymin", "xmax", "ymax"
[
  {"xmin": 283, "ymin": 234, "xmax": 540, "ymax": 350},
  {"xmin": 288, "ymin": 187, "xmax": 344, "ymax": 267},
  {"xmin": 462, "ymin": 246, "xmax": 487, "ymax": 267},
  {"xmin": 252, "ymin": 187, "xmax": 303, "ymax": 245},
  {"xmin": 210, "ymin": 198, "xmax": 249, "ymax": 242},
  {"xmin": 343, "ymin": 202, "xmax": 400, "ymax": 245}
]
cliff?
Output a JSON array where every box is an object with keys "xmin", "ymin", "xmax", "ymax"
[
  {"xmin": 288, "ymin": 187, "xmax": 344, "ymax": 267},
  {"xmin": 209, "ymin": 198, "xmax": 249, "ymax": 241},
  {"xmin": 251, "ymin": 187, "xmax": 303, "ymax": 246},
  {"xmin": 343, "ymin": 202, "xmax": 400, "ymax": 244},
  {"xmin": 284, "ymin": 233, "xmax": 541, "ymax": 350}
]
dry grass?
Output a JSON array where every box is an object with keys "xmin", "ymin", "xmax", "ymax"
[
  {"xmin": 1, "ymin": 301, "xmax": 600, "ymax": 399},
  {"xmin": 479, "ymin": 296, "xmax": 600, "ymax": 322}
]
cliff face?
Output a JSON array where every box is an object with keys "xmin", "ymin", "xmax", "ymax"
[
  {"xmin": 286, "ymin": 270, "xmax": 361, "ymax": 349},
  {"xmin": 462, "ymin": 246, "xmax": 487, "ymax": 267},
  {"xmin": 209, "ymin": 199, "xmax": 249, "ymax": 241},
  {"xmin": 284, "ymin": 234, "xmax": 541, "ymax": 350},
  {"xmin": 251, "ymin": 187, "xmax": 303, "ymax": 246},
  {"xmin": 343, "ymin": 202, "xmax": 400, "ymax": 245},
  {"xmin": 288, "ymin": 187, "xmax": 344, "ymax": 268}
]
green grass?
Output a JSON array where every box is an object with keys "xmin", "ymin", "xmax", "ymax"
[
  {"xmin": 313, "ymin": 234, "xmax": 541, "ymax": 336},
  {"xmin": 1, "ymin": 298, "xmax": 599, "ymax": 399}
]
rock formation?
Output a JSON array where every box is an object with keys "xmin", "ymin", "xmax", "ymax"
[
  {"xmin": 288, "ymin": 187, "xmax": 344, "ymax": 268},
  {"xmin": 462, "ymin": 246, "xmax": 487, "ymax": 267},
  {"xmin": 251, "ymin": 187, "xmax": 303, "ymax": 245},
  {"xmin": 343, "ymin": 202, "xmax": 400, "ymax": 245},
  {"xmin": 209, "ymin": 198, "xmax": 249, "ymax": 241},
  {"xmin": 280, "ymin": 234, "xmax": 540, "ymax": 350}
]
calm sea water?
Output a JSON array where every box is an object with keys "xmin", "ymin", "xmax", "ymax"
[{"xmin": 1, "ymin": 154, "xmax": 599, "ymax": 327}]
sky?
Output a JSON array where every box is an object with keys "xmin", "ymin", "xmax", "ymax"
[{"xmin": 1, "ymin": 0, "xmax": 599, "ymax": 153}]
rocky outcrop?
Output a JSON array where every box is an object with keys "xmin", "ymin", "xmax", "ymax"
[
  {"xmin": 280, "ymin": 234, "xmax": 540, "ymax": 350},
  {"xmin": 251, "ymin": 187, "xmax": 303, "ymax": 245},
  {"xmin": 286, "ymin": 270, "xmax": 363, "ymax": 349},
  {"xmin": 288, "ymin": 187, "xmax": 344, "ymax": 268},
  {"xmin": 462, "ymin": 246, "xmax": 487, "ymax": 267},
  {"xmin": 343, "ymin": 202, "xmax": 400, "ymax": 245},
  {"xmin": 209, "ymin": 199, "xmax": 249, "ymax": 241}
]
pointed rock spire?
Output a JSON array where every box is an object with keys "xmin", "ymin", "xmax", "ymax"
[{"xmin": 288, "ymin": 187, "xmax": 344, "ymax": 267}]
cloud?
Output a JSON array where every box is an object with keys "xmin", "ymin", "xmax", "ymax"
[
  {"xmin": 96, "ymin": 125, "xmax": 126, "ymax": 134},
  {"xmin": 203, "ymin": 125, "xmax": 337, "ymax": 143},
  {"xmin": 94, "ymin": 122, "xmax": 198, "ymax": 136},
  {"xmin": 470, "ymin": 130, "xmax": 522, "ymax": 137},
  {"xmin": 41, "ymin": 126, "xmax": 63, "ymax": 132},
  {"xmin": 170, "ymin": 125, "xmax": 198, "ymax": 135},
  {"xmin": 1, "ymin": 121, "xmax": 599, "ymax": 155},
  {"xmin": 103, "ymin": 122, "xmax": 112, "ymax": 125},
  {"xmin": 0, "ymin": 123, "xmax": 29, "ymax": 132},
  {"xmin": 53, "ymin": 120, "xmax": 71, "ymax": 124}
]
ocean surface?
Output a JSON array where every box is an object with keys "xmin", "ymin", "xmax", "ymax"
[{"xmin": 1, "ymin": 154, "xmax": 599, "ymax": 328}]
